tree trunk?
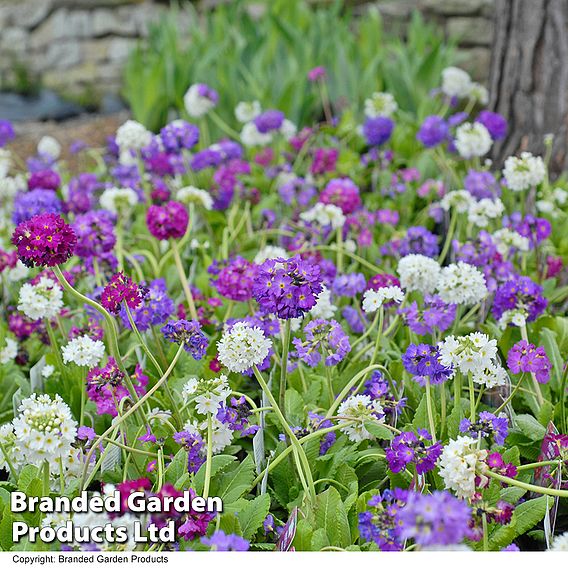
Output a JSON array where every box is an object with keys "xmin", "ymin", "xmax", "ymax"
[{"xmin": 488, "ymin": 0, "xmax": 568, "ymax": 174}]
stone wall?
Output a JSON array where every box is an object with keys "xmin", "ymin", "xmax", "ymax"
[{"xmin": 0, "ymin": 0, "xmax": 495, "ymax": 104}]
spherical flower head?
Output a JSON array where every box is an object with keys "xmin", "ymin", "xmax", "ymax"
[
  {"xmin": 502, "ymin": 152, "xmax": 546, "ymax": 191},
  {"xmin": 507, "ymin": 339, "xmax": 551, "ymax": 384},
  {"xmin": 464, "ymin": 169, "xmax": 500, "ymax": 199},
  {"xmin": 115, "ymin": 120, "xmax": 152, "ymax": 152},
  {"xmin": 332, "ymin": 272, "xmax": 366, "ymax": 297},
  {"xmin": 12, "ymin": 188, "xmax": 63, "ymax": 225},
  {"xmin": 235, "ymin": 100, "xmax": 262, "ymax": 123},
  {"xmin": 253, "ymin": 110, "xmax": 285, "ymax": 134},
  {"xmin": 399, "ymin": 226, "xmax": 439, "ymax": 257},
  {"xmin": 416, "ymin": 115, "xmax": 449, "ymax": 148},
  {"xmin": 399, "ymin": 295, "xmax": 456, "ymax": 336},
  {"xmin": 492, "ymin": 276, "xmax": 547, "ymax": 325},
  {"xmin": 364, "ymin": 92, "xmax": 397, "ymax": 118},
  {"xmin": 438, "ymin": 332, "xmax": 498, "ymax": 375},
  {"xmin": 28, "ymin": 169, "xmax": 60, "ymax": 192},
  {"xmin": 240, "ymin": 122, "xmax": 273, "ymax": 147},
  {"xmin": 146, "ymin": 201, "xmax": 188, "ymax": 240},
  {"xmin": 12, "ymin": 213, "xmax": 76, "ymax": 268},
  {"xmin": 551, "ymin": 532, "xmax": 568, "ymax": 551},
  {"xmin": 18, "ymin": 275, "xmax": 63, "ymax": 321},
  {"xmin": 476, "ymin": 111, "xmax": 507, "ymax": 140},
  {"xmin": 366, "ymin": 273, "xmax": 401, "ymax": 291},
  {"xmin": 362, "ymin": 286, "xmax": 404, "ymax": 314},
  {"xmin": 386, "ymin": 429, "xmax": 443, "ymax": 475},
  {"xmin": 454, "ymin": 122, "xmax": 492, "ymax": 159},
  {"xmin": 73, "ymin": 210, "xmax": 116, "ymax": 258},
  {"xmin": 159, "ymin": 120, "xmax": 199, "ymax": 153},
  {"xmin": 161, "ymin": 319, "xmax": 209, "ymax": 360},
  {"xmin": 12, "ymin": 393, "xmax": 77, "ymax": 467},
  {"xmin": 319, "ymin": 177, "xmax": 361, "ymax": 214},
  {"xmin": 101, "ymin": 272, "xmax": 144, "ymax": 315},
  {"xmin": 438, "ymin": 435, "xmax": 488, "ymax": 499},
  {"xmin": 441, "ymin": 66, "xmax": 472, "ymax": 98},
  {"xmin": 62, "ymin": 334, "xmax": 105, "ymax": 368},
  {"xmin": 0, "ymin": 119, "xmax": 15, "ymax": 147},
  {"xmin": 307, "ymin": 66, "xmax": 326, "ymax": 82},
  {"xmin": 402, "ymin": 343, "xmax": 454, "ymax": 386},
  {"xmin": 176, "ymin": 186, "xmax": 213, "ymax": 210},
  {"xmin": 252, "ymin": 256, "xmax": 323, "ymax": 319},
  {"xmin": 337, "ymin": 395, "xmax": 384, "ymax": 442},
  {"xmin": 120, "ymin": 278, "xmax": 174, "ymax": 332},
  {"xmin": 362, "ymin": 116, "xmax": 394, "ymax": 146},
  {"xmin": 99, "ymin": 186, "xmax": 138, "ymax": 215},
  {"xmin": 397, "ymin": 254, "xmax": 441, "ymax": 296},
  {"xmin": 211, "ymin": 256, "xmax": 257, "ymax": 302},
  {"xmin": 184, "ymin": 83, "xmax": 218, "ymax": 117},
  {"xmin": 217, "ymin": 321, "xmax": 271, "ymax": 373},
  {"xmin": 292, "ymin": 318, "xmax": 351, "ymax": 367},
  {"xmin": 300, "ymin": 202, "xmax": 346, "ymax": 229},
  {"xmin": 398, "ymin": 491, "xmax": 472, "ymax": 547},
  {"xmin": 436, "ymin": 262, "xmax": 488, "ymax": 305}
]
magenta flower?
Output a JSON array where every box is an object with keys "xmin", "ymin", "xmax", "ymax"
[
  {"xmin": 101, "ymin": 272, "xmax": 144, "ymax": 315},
  {"xmin": 319, "ymin": 177, "xmax": 361, "ymax": 214},
  {"xmin": 307, "ymin": 66, "xmax": 327, "ymax": 82},
  {"xmin": 146, "ymin": 200, "xmax": 188, "ymax": 240},
  {"xmin": 12, "ymin": 212, "xmax": 76, "ymax": 267}
]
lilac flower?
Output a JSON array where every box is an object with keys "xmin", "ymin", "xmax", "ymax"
[
  {"xmin": 492, "ymin": 276, "xmax": 547, "ymax": 323},
  {"xmin": 398, "ymin": 491, "xmax": 472, "ymax": 547},
  {"xmin": 476, "ymin": 110, "xmax": 507, "ymax": 140},
  {"xmin": 505, "ymin": 213, "xmax": 551, "ymax": 247},
  {"xmin": 161, "ymin": 319, "xmax": 208, "ymax": 359},
  {"xmin": 173, "ymin": 430, "xmax": 205, "ymax": 474},
  {"xmin": 332, "ymin": 273, "xmax": 366, "ymax": 297},
  {"xmin": 120, "ymin": 279, "xmax": 175, "ymax": 332},
  {"xmin": 210, "ymin": 256, "xmax": 257, "ymax": 302},
  {"xmin": 319, "ymin": 177, "xmax": 361, "ymax": 214},
  {"xmin": 308, "ymin": 66, "xmax": 326, "ymax": 81},
  {"xmin": 464, "ymin": 169, "xmax": 501, "ymax": 199},
  {"xmin": 402, "ymin": 344, "xmax": 453, "ymax": 386},
  {"xmin": 507, "ymin": 339, "xmax": 551, "ymax": 384},
  {"xmin": 362, "ymin": 116, "xmax": 394, "ymax": 146},
  {"xmin": 362, "ymin": 370, "xmax": 406, "ymax": 416},
  {"xmin": 138, "ymin": 426, "xmax": 157, "ymax": 444},
  {"xmin": 292, "ymin": 319, "xmax": 351, "ymax": 367},
  {"xmin": 342, "ymin": 305, "xmax": 367, "ymax": 333},
  {"xmin": 216, "ymin": 396, "xmax": 258, "ymax": 437},
  {"xmin": 398, "ymin": 226, "xmax": 439, "ymax": 258},
  {"xmin": 160, "ymin": 120, "xmax": 199, "ymax": 153},
  {"xmin": 67, "ymin": 173, "xmax": 100, "ymax": 214},
  {"xmin": 73, "ymin": 210, "xmax": 116, "ymax": 259},
  {"xmin": 12, "ymin": 189, "xmax": 63, "ymax": 225},
  {"xmin": 191, "ymin": 147, "xmax": 224, "ymax": 171},
  {"xmin": 386, "ymin": 429, "xmax": 442, "ymax": 474},
  {"xmin": 254, "ymin": 110, "xmax": 285, "ymax": 133},
  {"xmin": 202, "ymin": 530, "xmax": 250, "ymax": 551},
  {"xmin": 460, "ymin": 411, "xmax": 509, "ymax": 446},
  {"xmin": 278, "ymin": 177, "xmax": 316, "ymax": 207},
  {"xmin": 252, "ymin": 255, "xmax": 323, "ymax": 319},
  {"xmin": 0, "ymin": 120, "xmax": 15, "ymax": 147},
  {"xmin": 416, "ymin": 116, "xmax": 448, "ymax": 147},
  {"xmin": 399, "ymin": 296, "xmax": 456, "ymax": 336},
  {"xmin": 308, "ymin": 412, "xmax": 336, "ymax": 455}
]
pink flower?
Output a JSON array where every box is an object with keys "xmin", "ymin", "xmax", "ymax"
[{"xmin": 146, "ymin": 201, "xmax": 188, "ymax": 240}]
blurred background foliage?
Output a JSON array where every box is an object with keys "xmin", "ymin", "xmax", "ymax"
[{"xmin": 123, "ymin": 0, "xmax": 457, "ymax": 132}]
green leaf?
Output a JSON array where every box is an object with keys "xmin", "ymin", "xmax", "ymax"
[
  {"xmin": 216, "ymin": 456, "xmax": 256, "ymax": 504},
  {"xmin": 363, "ymin": 421, "xmax": 394, "ymax": 440},
  {"xmin": 237, "ymin": 494, "xmax": 271, "ymax": 540},
  {"xmin": 0, "ymin": 505, "xmax": 13, "ymax": 551},
  {"xmin": 193, "ymin": 455, "xmax": 237, "ymax": 494},
  {"xmin": 314, "ymin": 487, "xmax": 351, "ymax": 548},
  {"xmin": 515, "ymin": 414, "xmax": 547, "ymax": 441}
]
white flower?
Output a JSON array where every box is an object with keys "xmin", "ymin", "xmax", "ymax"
[
  {"xmin": 115, "ymin": 120, "xmax": 152, "ymax": 152},
  {"xmin": 0, "ymin": 175, "xmax": 23, "ymax": 201},
  {"xmin": 182, "ymin": 378, "xmax": 199, "ymax": 401},
  {"xmin": 99, "ymin": 186, "xmax": 138, "ymax": 214},
  {"xmin": 471, "ymin": 361, "xmax": 508, "ymax": 388},
  {"xmin": 492, "ymin": 228, "xmax": 529, "ymax": 256},
  {"xmin": 41, "ymin": 364, "xmax": 55, "ymax": 378},
  {"xmin": 362, "ymin": 286, "xmax": 404, "ymax": 314},
  {"xmin": 536, "ymin": 199, "xmax": 555, "ymax": 214},
  {"xmin": 337, "ymin": 395, "xmax": 384, "ymax": 442},
  {"xmin": 72, "ymin": 508, "xmax": 138, "ymax": 551},
  {"xmin": 309, "ymin": 285, "xmax": 337, "ymax": 319},
  {"xmin": 235, "ymin": 101, "xmax": 262, "ymax": 123},
  {"xmin": 552, "ymin": 187, "xmax": 567, "ymax": 205},
  {"xmin": 184, "ymin": 417, "xmax": 233, "ymax": 454},
  {"xmin": 183, "ymin": 84, "xmax": 216, "ymax": 118},
  {"xmin": 254, "ymin": 245, "xmax": 288, "ymax": 265},
  {"xmin": 176, "ymin": 186, "xmax": 213, "ymax": 210},
  {"xmin": 467, "ymin": 197, "xmax": 505, "ymax": 227},
  {"xmin": 300, "ymin": 203, "xmax": 345, "ymax": 229},
  {"xmin": 12, "ymin": 393, "xmax": 77, "ymax": 469},
  {"xmin": 436, "ymin": 262, "xmax": 487, "ymax": 305},
  {"xmin": 18, "ymin": 276, "xmax": 63, "ymax": 321},
  {"xmin": 468, "ymin": 82, "xmax": 489, "ymax": 105},
  {"xmin": 550, "ymin": 532, "xmax": 568, "ymax": 551},
  {"xmin": 240, "ymin": 122, "xmax": 273, "ymax": 147},
  {"xmin": 498, "ymin": 308, "xmax": 528, "ymax": 329},
  {"xmin": 217, "ymin": 322, "xmax": 272, "ymax": 373},
  {"xmin": 397, "ymin": 254, "xmax": 441, "ymax": 296},
  {"xmin": 437, "ymin": 435, "xmax": 488, "ymax": 499},
  {"xmin": 364, "ymin": 92, "xmax": 397, "ymax": 118},
  {"xmin": 191, "ymin": 375, "xmax": 231, "ymax": 415},
  {"xmin": 280, "ymin": 119, "xmax": 297, "ymax": 141},
  {"xmin": 62, "ymin": 335, "xmax": 105, "ymax": 368},
  {"xmin": 440, "ymin": 189, "xmax": 474, "ymax": 213},
  {"xmin": 455, "ymin": 122, "xmax": 492, "ymax": 159},
  {"xmin": 441, "ymin": 67, "xmax": 473, "ymax": 99},
  {"xmin": 0, "ymin": 149, "xmax": 12, "ymax": 178},
  {"xmin": 438, "ymin": 332, "xmax": 498, "ymax": 374},
  {"xmin": 502, "ymin": 152, "xmax": 546, "ymax": 191},
  {"xmin": 0, "ymin": 337, "xmax": 17, "ymax": 364},
  {"xmin": 7, "ymin": 260, "xmax": 29, "ymax": 282},
  {"xmin": 37, "ymin": 136, "xmax": 61, "ymax": 159}
]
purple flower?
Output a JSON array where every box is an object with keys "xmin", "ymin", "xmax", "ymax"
[
  {"xmin": 310, "ymin": 147, "xmax": 338, "ymax": 175},
  {"xmin": 363, "ymin": 370, "xmax": 406, "ymax": 416},
  {"xmin": 417, "ymin": 116, "xmax": 448, "ymax": 147},
  {"xmin": 146, "ymin": 201, "xmax": 189, "ymax": 240},
  {"xmin": 161, "ymin": 319, "xmax": 208, "ymax": 359},
  {"xmin": 460, "ymin": 411, "xmax": 509, "ymax": 446},
  {"xmin": 308, "ymin": 66, "xmax": 326, "ymax": 82},
  {"xmin": 292, "ymin": 319, "xmax": 351, "ymax": 367},
  {"xmin": 505, "ymin": 213, "xmax": 551, "ymax": 248},
  {"xmin": 210, "ymin": 256, "xmax": 257, "ymax": 302},
  {"xmin": 398, "ymin": 226, "xmax": 439, "ymax": 257},
  {"xmin": 398, "ymin": 491, "xmax": 471, "ymax": 547},
  {"xmin": 138, "ymin": 426, "xmax": 157, "ymax": 444},
  {"xmin": 120, "ymin": 278, "xmax": 175, "ymax": 332},
  {"xmin": 278, "ymin": 177, "xmax": 316, "ymax": 207},
  {"xmin": 507, "ymin": 339, "xmax": 551, "ymax": 384},
  {"xmin": 67, "ymin": 173, "xmax": 100, "ymax": 214},
  {"xmin": 160, "ymin": 120, "xmax": 199, "ymax": 153},
  {"xmin": 191, "ymin": 147, "xmax": 224, "ymax": 171},
  {"xmin": 476, "ymin": 110, "xmax": 507, "ymax": 140},
  {"xmin": 492, "ymin": 276, "xmax": 547, "ymax": 323},
  {"xmin": 0, "ymin": 120, "xmax": 15, "ymax": 147},
  {"xmin": 399, "ymin": 296, "xmax": 456, "ymax": 336},
  {"xmin": 319, "ymin": 177, "xmax": 361, "ymax": 214},
  {"xmin": 332, "ymin": 272, "xmax": 366, "ymax": 297},
  {"xmin": 402, "ymin": 344, "xmax": 453, "ymax": 386},
  {"xmin": 173, "ymin": 431, "xmax": 205, "ymax": 474},
  {"xmin": 252, "ymin": 255, "xmax": 323, "ymax": 319},
  {"xmin": 254, "ymin": 110, "xmax": 285, "ymax": 133},
  {"xmin": 202, "ymin": 530, "xmax": 249, "ymax": 551},
  {"xmin": 12, "ymin": 189, "xmax": 63, "ymax": 225},
  {"xmin": 464, "ymin": 169, "xmax": 501, "ymax": 199},
  {"xmin": 386, "ymin": 429, "xmax": 442, "ymax": 475},
  {"xmin": 342, "ymin": 305, "xmax": 367, "ymax": 333},
  {"xmin": 362, "ymin": 116, "xmax": 394, "ymax": 146},
  {"xmin": 28, "ymin": 169, "xmax": 60, "ymax": 191},
  {"xmin": 216, "ymin": 396, "xmax": 258, "ymax": 437},
  {"xmin": 73, "ymin": 210, "xmax": 116, "ymax": 258}
]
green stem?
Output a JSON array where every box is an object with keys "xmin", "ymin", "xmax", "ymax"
[
  {"xmin": 468, "ymin": 372, "xmax": 476, "ymax": 421},
  {"xmin": 279, "ymin": 319, "xmax": 292, "ymax": 419},
  {"xmin": 424, "ymin": 377, "xmax": 437, "ymax": 443},
  {"xmin": 203, "ymin": 415, "xmax": 214, "ymax": 500},
  {"xmin": 520, "ymin": 325, "xmax": 544, "ymax": 407},
  {"xmin": 170, "ymin": 239, "xmax": 198, "ymax": 321},
  {"xmin": 485, "ymin": 469, "xmax": 568, "ymax": 498},
  {"xmin": 438, "ymin": 211, "xmax": 457, "ymax": 265},
  {"xmin": 482, "ymin": 512, "xmax": 488, "ymax": 551},
  {"xmin": 369, "ymin": 307, "xmax": 384, "ymax": 366},
  {"xmin": 517, "ymin": 460, "xmax": 562, "ymax": 471}
]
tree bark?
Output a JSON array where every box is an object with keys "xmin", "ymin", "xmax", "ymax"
[{"xmin": 489, "ymin": 0, "xmax": 568, "ymax": 175}]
